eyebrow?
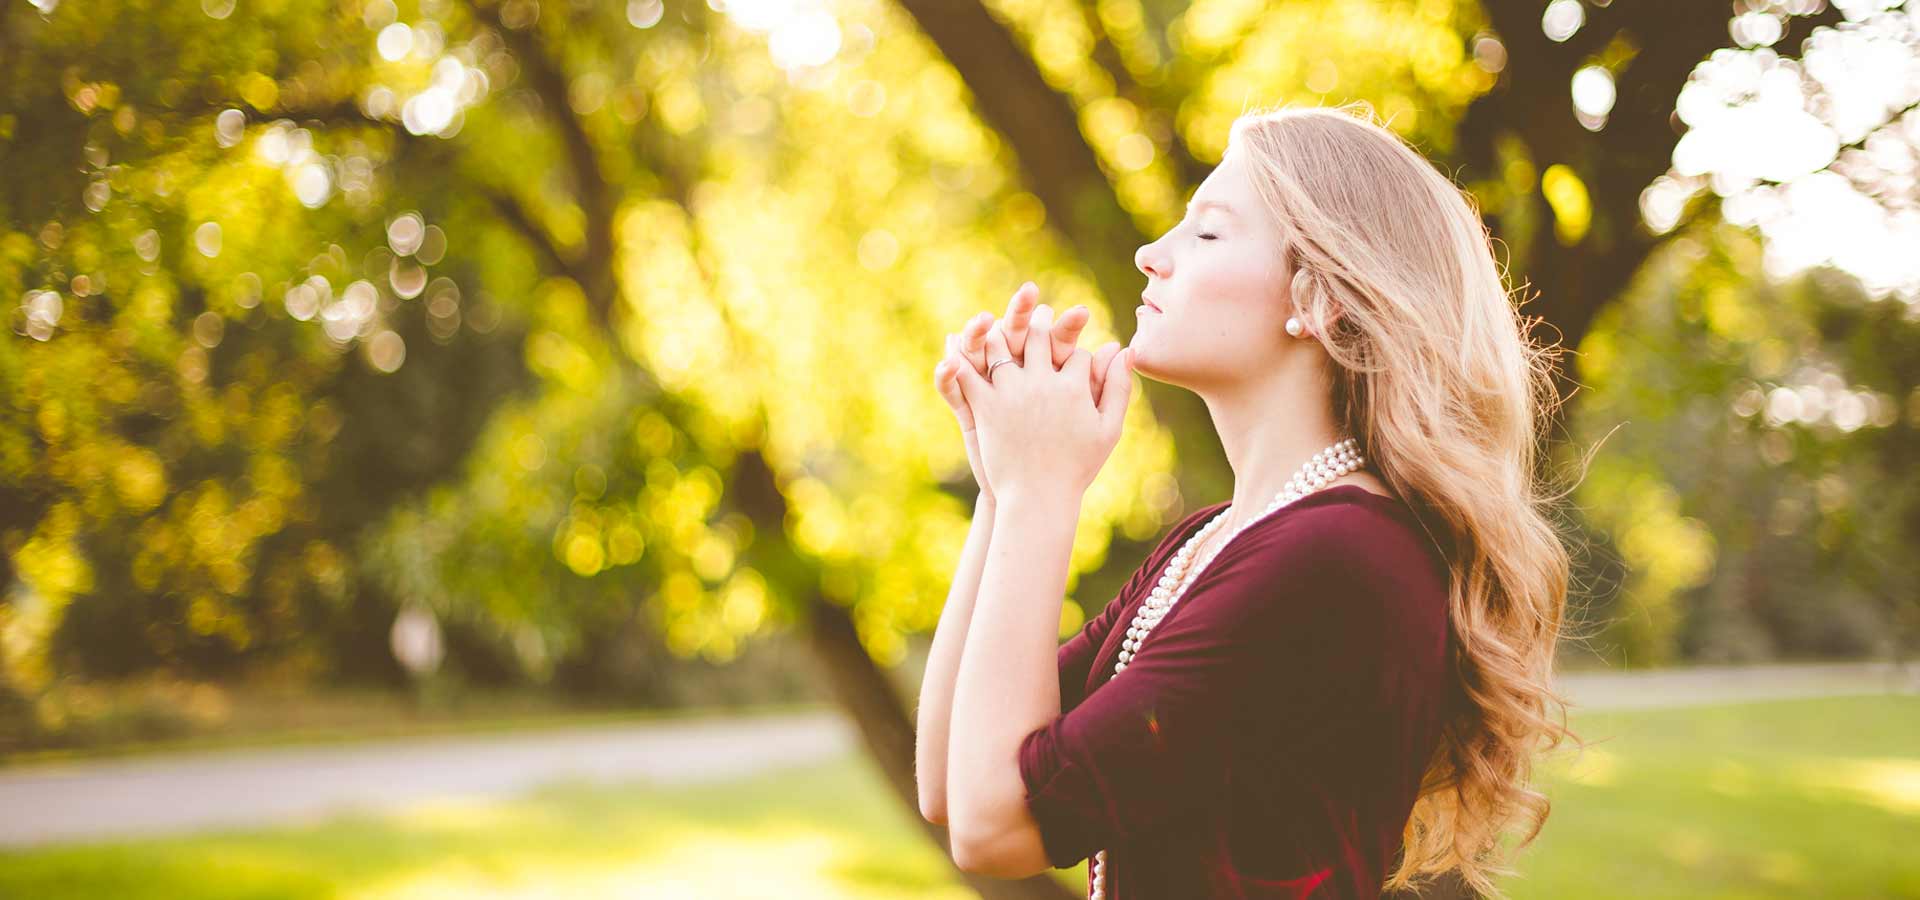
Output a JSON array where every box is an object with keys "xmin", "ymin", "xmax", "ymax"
[{"xmin": 1186, "ymin": 199, "xmax": 1238, "ymax": 218}]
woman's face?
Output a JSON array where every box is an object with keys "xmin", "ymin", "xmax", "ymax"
[{"xmin": 1130, "ymin": 151, "xmax": 1296, "ymax": 390}]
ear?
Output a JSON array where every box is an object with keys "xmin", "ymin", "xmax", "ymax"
[
  {"xmin": 1287, "ymin": 268, "xmax": 1316, "ymax": 323},
  {"xmin": 1318, "ymin": 304, "xmax": 1343, "ymax": 333},
  {"xmin": 1287, "ymin": 268, "xmax": 1345, "ymax": 337}
]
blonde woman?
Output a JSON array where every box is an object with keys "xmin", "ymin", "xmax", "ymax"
[{"xmin": 915, "ymin": 104, "xmax": 1579, "ymax": 899}]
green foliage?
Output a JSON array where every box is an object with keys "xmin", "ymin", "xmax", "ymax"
[
  {"xmin": 0, "ymin": 0, "xmax": 533, "ymax": 702},
  {"xmin": 1567, "ymin": 222, "xmax": 1920, "ymax": 665}
]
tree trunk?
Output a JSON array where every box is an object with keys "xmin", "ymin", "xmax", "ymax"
[
  {"xmin": 802, "ymin": 592, "xmax": 1081, "ymax": 900},
  {"xmin": 719, "ymin": 441, "xmax": 1074, "ymax": 899}
]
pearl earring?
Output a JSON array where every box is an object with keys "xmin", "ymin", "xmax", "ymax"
[{"xmin": 1285, "ymin": 316, "xmax": 1305, "ymax": 337}]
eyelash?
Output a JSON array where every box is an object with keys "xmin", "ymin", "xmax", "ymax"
[{"xmin": 1178, "ymin": 216, "xmax": 1218, "ymax": 241}]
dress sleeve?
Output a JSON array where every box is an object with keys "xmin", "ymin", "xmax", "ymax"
[
  {"xmin": 1016, "ymin": 505, "xmax": 1423, "ymax": 869},
  {"xmin": 1055, "ymin": 505, "xmax": 1222, "ymax": 714}
]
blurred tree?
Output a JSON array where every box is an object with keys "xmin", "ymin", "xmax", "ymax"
[
  {"xmin": 0, "ymin": 0, "xmax": 537, "ymax": 704},
  {"xmin": 3, "ymin": 2, "xmax": 1172, "ymax": 896}
]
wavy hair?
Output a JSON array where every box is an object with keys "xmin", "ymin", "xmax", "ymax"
[{"xmin": 1226, "ymin": 103, "xmax": 1586, "ymax": 898}]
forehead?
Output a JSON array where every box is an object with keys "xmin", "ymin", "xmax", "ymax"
[{"xmin": 1187, "ymin": 156, "xmax": 1255, "ymax": 218}]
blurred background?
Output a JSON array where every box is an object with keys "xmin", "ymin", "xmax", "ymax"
[{"xmin": 1, "ymin": 0, "xmax": 1917, "ymax": 896}]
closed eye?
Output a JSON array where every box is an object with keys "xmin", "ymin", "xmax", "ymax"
[{"xmin": 1197, "ymin": 233, "xmax": 1218, "ymax": 241}]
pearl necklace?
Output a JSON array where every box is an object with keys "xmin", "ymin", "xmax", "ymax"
[{"xmin": 1087, "ymin": 436, "xmax": 1366, "ymax": 900}]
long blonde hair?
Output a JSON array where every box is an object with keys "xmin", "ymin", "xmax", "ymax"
[{"xmin": 1228, "ymin": 103, "xmax": 1584, "ymax": 897}]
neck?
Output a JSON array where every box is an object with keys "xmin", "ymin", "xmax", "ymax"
[{"xmin": 1198, "ymin": 347, "xmax": 1347, "ymax": 534}]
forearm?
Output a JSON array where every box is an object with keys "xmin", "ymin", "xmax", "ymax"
[
  {"xmin": 947, "ymin": 487, "xmax": 1081, "ymax": 844},
  {"xmin": 915, "ymin": 491, "xmax": 997, "ymax": 823}
]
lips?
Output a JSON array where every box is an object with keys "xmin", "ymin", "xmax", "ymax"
[{"xmin": 1141, "ymin": 295, "xmax": 1162, "ymax": 312}]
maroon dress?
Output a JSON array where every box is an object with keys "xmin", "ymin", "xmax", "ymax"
[{"xmin": 1017, "ymin": 484, "xmax": 1455, "ymax": 899}]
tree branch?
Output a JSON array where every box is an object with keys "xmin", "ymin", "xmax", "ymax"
[
  {"xmin": 481, "ymin": 183, "xmax": 583, "ymax": 283},
  {"xmin": 891, "ymin": 0, "xmax": 1146, "ymax": 321},
  {"xmin": 1076, "ymin": 0, "xmax": 1212, "ymax": 188},
  {"xmin": 462, "ymin": 0, "xmax": 621, "ymax": 330}
]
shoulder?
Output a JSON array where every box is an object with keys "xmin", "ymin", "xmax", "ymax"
[
  {"xmin": 1243, "ymin": 488, "xmax": 1437, "ymax": 565},
  {"xmin": 1195, "ymin": 489, "xmax": 1450, "ymax": 625}
]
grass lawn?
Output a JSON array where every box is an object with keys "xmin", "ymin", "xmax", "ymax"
[
  {"xmin": 1508, "ymin": 693, "xmax": 1920, "ymax": 899},
  {"xmin": 0, "ymin": 748, "xmax": 1028, "ymax": 899},
  {"xmin": 1, "ymin": 694, "xmax": 1913, "ymax": 898}
]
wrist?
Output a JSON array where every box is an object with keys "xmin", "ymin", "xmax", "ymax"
[{"xmin": 991, "ymin": 482, "xmax": 1084, "ymax": 517}]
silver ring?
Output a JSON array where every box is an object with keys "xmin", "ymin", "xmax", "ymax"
[{"xmin": 986, "ymin": 357, "xmax": 1017, "ymax": 380}]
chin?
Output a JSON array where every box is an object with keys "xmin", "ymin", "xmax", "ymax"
[{"xmin": 1126, "ymin": 343, "xmax": 1164, "ymax": 384}]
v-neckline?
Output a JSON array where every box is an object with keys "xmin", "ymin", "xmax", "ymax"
[
  {"xmin": 1161, "ymin": 484, "xmax": 1398, "ymax": 595},
  {"xmin": 1191, "ymin": 483, "xmax": 1397, "ymax": 563}
]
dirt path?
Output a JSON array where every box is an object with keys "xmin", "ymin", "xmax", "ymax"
[
  {"xmin": 4, "ymin": 661, "xmax": 1913, "ymax": 849},
  {"xmin": 0, "ymin": 709, "xmax": 852, "ymax": 849},
  {"xmin": 1555, "ymin": 659, "xmax": 1919, "ymax": 710}
]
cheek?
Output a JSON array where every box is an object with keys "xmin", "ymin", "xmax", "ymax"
[{"xmin": 1192, "ymin": 252, "xmax": 1280, "ymax": 316}]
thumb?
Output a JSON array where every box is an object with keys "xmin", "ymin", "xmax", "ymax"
[
  {"xmin": 1097, "ymin": 346, "xmax": 1134, "ymax": 431},
  {"xmin": 954, "ymin": 341, "xmax": 991, "ymax": 407},
  {"xmin": 936, "ymin": 358, "xmax": 976, "ymax": 432}
]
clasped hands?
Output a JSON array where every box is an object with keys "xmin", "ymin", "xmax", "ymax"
[{"xmin": 933, "ymin": 281, "xmax": 1135, "ymax": 506}]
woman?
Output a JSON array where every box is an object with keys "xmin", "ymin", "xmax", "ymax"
[{"xmin": 914, "ymin": 104, "xmax": 1580, "ymax": 899}]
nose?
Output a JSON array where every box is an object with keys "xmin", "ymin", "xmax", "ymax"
[{"xmin": 1135, "ymin": 241, "xmax": 1165, "ymax": 281}]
